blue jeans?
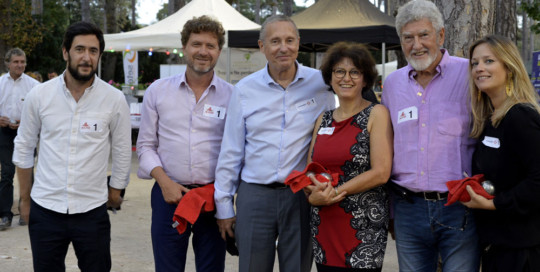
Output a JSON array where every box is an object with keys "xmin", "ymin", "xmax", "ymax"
[
  {"xmin": 393, "ymin": 194, "xmax": 480, "ymax": 272},
  {"xmin": 151, "ymin": 182, "xmax": 225, "ymax": 272}
]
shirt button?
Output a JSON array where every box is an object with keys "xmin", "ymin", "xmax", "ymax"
[
  {"xmin": 421, "ymin": 123, "xmax": 426, "ymax": 127},
  {"xmin": 420, "ymin": 171, "xmax": 425, "ymax": 176},
  {"xmin": 192, "ymin": 129, "xmax": 196, "ymax": 133},
  {"xmin": 420, "ymin": 147, "xmax": 424, "ymax": 151},
  {"xmin": 422, "ymin": 100, "xmax": 426, "ymax": 104}
]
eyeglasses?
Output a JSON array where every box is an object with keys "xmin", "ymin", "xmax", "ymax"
[{"xmin": 333, "ymin": 69, "xmax": 361, "ymax": 79}]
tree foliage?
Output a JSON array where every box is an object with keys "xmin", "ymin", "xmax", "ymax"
[
  {"xmin": 0, "ymin": 0, "xmax": 45, "ymax": 72},
  {"xmin": 521, "ymin": 1, "xmax": 540, "ymax": 34}
]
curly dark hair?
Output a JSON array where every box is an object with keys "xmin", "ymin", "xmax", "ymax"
[
  {"xmin": 320, "ymin": 42, "xmax": 378, "ymax": 97},
  {"xmin": 181, "ymin": 15, "xmax": 226, "ymax": 50}
]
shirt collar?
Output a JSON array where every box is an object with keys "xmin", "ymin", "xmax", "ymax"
[
  {"xmin": 263, "ymin": 61, "xmax": 304, "ymax": 87},
  {"xmin": 407, "ymin": 49, "xmax": 449, "ymax": 80},
  {"xmin": 60, "ymin": 71, "xmax": 98, "ymax": 96},
  {"xmin": 178, "ymin": 71, "xmax": 218, "ymax": 93}
]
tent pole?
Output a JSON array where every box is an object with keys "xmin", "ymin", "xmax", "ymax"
[{"xmin": 382, "ymin": 42, "xmax": 386, "ymax": 86}]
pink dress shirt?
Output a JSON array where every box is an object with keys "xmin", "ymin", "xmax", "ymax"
[{"xmin": 137, "ymin": 72, "xmax": 233, "ymax": 185}]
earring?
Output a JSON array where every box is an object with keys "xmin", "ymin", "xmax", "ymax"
[{"xmin": 506, "ymin": 73, "xmax": 513, "ymax": 97}]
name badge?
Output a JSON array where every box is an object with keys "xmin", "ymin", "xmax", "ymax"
[
  {"xmin": 296, "ymin": 98, "xmax": 317, "ymax": 112},
  {"xmin": 203, "ymin": 104, "xmax": 226, "ymax": 119},
  {"xmin": 397, "ymin": 106, "xmax": 418, "ymax": 124},
  {"xmin": 80, "ymin": 120, "xmax": 103, "ymax": 133},
  {"xmin": 482, "ymin": 136, "xmax": 500, "ymax": 148},
  {"xmin": 318, "ymin": 127, "xmax": 335, "ymax": 135}
]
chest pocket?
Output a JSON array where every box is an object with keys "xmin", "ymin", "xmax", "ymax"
[{"xmin": 437, "ymin": 102, "xmax": 469, "ymax": 137}]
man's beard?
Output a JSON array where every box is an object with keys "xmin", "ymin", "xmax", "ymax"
[
  {"xmin": 407, "ymin": 50, "xmax": 437, "ymax": 71},
  {"xmin": 68, "ymin": 56, "xmax": 96, "ymax": 82},
  {"xmin": 187, "ymin": 55, "xmax": 215, "ymax": 75}
]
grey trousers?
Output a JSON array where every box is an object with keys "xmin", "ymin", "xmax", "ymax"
[{"xmin": 236, "ymin": 181, "xmax": 312, "ymax": 272}]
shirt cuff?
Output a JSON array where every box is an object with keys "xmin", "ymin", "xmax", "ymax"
[{"xmin": 214, "ymin": 192, "xmax": 235, "ymax": 219}]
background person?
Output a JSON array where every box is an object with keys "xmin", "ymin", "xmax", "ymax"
[
  {"xmin": 214, "ymin": 15, "xmax": 335, "ymax": 272},
  {"xmin": 13, "ymin": 21, "xmax": 131, "ymax": 271},
  {"xmin": 0, "ymin": 48, "xmax": 39, "ymax": 230},
  {"xmin": 136, "ymin": 15, "xmax": 232, "ymax": 272},
  {"xmin": 464, "ymin": 34, "xmax": 540, "ymax": 272},
  {"xmin": 381, "ymin": 0, "xmax": 480, "ymax": 271},
  {"xmin": 305, "ymin": 41, "xmax": 393, "ymax": 271}
]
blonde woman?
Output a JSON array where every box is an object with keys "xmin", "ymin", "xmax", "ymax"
[{"xmin": 463, "ymin": 35, "xmax": 540, "ymax": 271}]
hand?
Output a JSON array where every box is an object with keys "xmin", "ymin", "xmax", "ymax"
[
  {"xmin": 107, "ymin": 187, "xmax": 123, "ymax": 209},
  {"xmin": 217, "ymin": 217, "xmax": 236, "ymax": 241},
  {"xmin": 461, "ymin": 185, "xmax": 496, "ymax": 210},
  {"xmin": 160, "ymin": 181, "xmax": 190, "ymax": 204},
  {"xmin": 307, "ymin": 176, "xmax": 346, "ymax": 206},
  {"xmin": 0, "ymin": 116, "xmax": 9, "ymax": 127},
  {"xmin": 19, "ymin": 198, "xmax": 30, "ymax": 223},
  {"xmin": 8, "ymin": 121, "xmax": 19, "ymax": 130}
]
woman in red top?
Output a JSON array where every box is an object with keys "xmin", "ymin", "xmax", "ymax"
[{"xmin": 305, "ymin": 42, "xmax": 393, "ymax": 271}]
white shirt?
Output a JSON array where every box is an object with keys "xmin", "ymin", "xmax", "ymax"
[
  {"xmin": 0, "ymin": 73, "xmax": 40, "ymax": 121},
  {"xmin": 13, "ymin": 73, "xmax": 132, "ymax": 214}
]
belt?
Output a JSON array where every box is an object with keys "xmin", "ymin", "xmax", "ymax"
[
  {"xmin": 260, "ymin": 182, "xmax": 289, "ymax": 189},
  {"xmin": 390, "ymin": 182, "xmax": 448, "ymax": 201}
]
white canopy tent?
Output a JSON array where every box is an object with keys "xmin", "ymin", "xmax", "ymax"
[
  {"xmin": 103, "ymin": 0, "xmax": 260, "ymax": 51},
  {"xmin": 103, "ymin": 0, "xmax": 266, "ymax": 83}
]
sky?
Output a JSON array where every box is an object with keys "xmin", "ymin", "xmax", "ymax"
[{"xmin": 138, "ymin": 0, "xmax": 315, "ymax": 25}]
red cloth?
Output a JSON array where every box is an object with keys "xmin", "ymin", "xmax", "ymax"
[
  {"xmin": 172, "ymin": 184, "xmax": 215, "ymax": 234},
  {"xmin": 445, "ymin": 174, "xmax": 494, "ymax": 206},
  {"xmin": 284, "ymin": 162, "xmax": 339, "ymax": 193}
]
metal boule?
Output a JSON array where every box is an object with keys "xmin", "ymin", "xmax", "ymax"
[
  {"xmin": 482, "ymin": 180, "xmax": 495, "ymax": 195},
  {"xmin": 305, "ymin": 171, "xmax": 315, "ymax": 178},
  {"xmin": 320, "ymin": 173, "xmax": 332, "ymax": 181}
]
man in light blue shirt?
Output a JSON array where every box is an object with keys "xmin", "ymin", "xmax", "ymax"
[{"xmin": 214, "ymin": 15, "xmax": 335, "ymax": 272}]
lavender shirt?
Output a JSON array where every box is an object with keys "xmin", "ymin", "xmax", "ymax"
[
  {"xmin": 137, "ymin": 72, "xmax": 233, "ymax": 185},
  {"xmin": 381, "ymin": 50, "xmax": 476, "ymax": 193}
]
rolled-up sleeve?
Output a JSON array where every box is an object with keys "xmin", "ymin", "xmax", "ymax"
[
  {"xmin": 13, "ymin": 87, "xmax": 40, "ymax": 168},
  {"xmin": 109, "ymin": 93, "xmax": 132, "ymax": 190}
]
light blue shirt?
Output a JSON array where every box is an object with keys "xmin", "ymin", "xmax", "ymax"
[{"xmin": 214, "ymin": 63, "xmax": 335, "ymax": 219}]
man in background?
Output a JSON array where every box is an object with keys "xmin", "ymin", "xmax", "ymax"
[{"xmin": 0, "ymin": 48, "xmax": 39, "ymax": 230}]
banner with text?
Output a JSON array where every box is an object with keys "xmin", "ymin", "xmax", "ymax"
[
  {"xmin": 533, "ymin": 51, "xmax": 540, "ymax": 95},
  {"xmin": 123, "ymin": 51, "xmax": 138, "ymax": 86}
]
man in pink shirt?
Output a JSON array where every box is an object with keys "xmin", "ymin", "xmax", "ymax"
[
  {"xmin": 381, "ymin": 1, "xmax": 479, "ymax": 271},
  {"xmin": 136, "ymin": 16, "xmax": 233, "ymax": 272}
]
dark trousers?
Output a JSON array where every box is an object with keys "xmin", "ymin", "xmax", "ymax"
[
  {"xmin": 151, "ymin": 182, "xmax": 226, "ymax": 272},
  {"xmin": 29, "ymin": 200, "xmax": 111, "ymax": 272},
  {"xmin": 0, "ymin": 127, "xmax": 16, "ymax": 219},
  {"xmin": 481, "ymin": 244, "xmax": 540, "ymax": 272}
]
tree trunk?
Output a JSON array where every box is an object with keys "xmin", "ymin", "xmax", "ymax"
[
  {"xmin": 168, "ymin": 0, "xmax": 185, "ymax": 16},
  {"xmin": 433, "ymin": 0, "xmax": 495, "ymax": 58},
  {"xmin": 494, "ymin": 0, "xmax": 517, "ymax": 42},
  {"xmin": 31, "ymin": 0, "xmax": 43, "ymax": 16},
  {"xmin": 81, "ymin": 0, "xmax": 91, "ymax": 22},
  {"xmin": 283, "ymin": 0, "xmax": 293, "ymax": 16},
  {"xmin": 131, "ymin": 0, "xmax": 136, "ymax": 26},
  {"xmin": 522, "ymin": 0, "xmax": 531, "ymax": 64},
  {"xmin": 102, "ymin": 0, "xmax": 118, "ymax": 82},
  {"xmin": 388, "ymin": 0, "xmax": 408, "ymax": 69},
  {"xmin": 255, "ymin": 0, "xmax": 261, "ymax": 24}
]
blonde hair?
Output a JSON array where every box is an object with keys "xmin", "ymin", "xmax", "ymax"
[{"xmin": 469, "ymin": 35, "xmax": 540, "ymax": 138}]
